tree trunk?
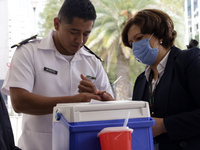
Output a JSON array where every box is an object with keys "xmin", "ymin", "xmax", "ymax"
[{"xmin": 115, "ymin": 44, "xmax": 130, "ymax": 100}]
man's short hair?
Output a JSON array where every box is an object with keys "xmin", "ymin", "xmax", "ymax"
[{"xmin": 58, "ymin": 0, "xmax": 96, "ymax": 24}]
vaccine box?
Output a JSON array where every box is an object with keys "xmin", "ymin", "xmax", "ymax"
[{"xmin": 52, "ymin": 100, "xmax": 154, "ymax": 150}]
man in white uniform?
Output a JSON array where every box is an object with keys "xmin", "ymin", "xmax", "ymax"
[{"xmin": 1, "ymin": 0, "xmax": 113, "ymax": 150}]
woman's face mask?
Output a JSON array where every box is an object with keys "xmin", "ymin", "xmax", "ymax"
[{"xmin": 132, "ymin": 33, "xmax": 159, "ymax": 66}]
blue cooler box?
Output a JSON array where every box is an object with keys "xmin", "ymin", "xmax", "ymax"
[{"xmin": 52, "ymin": 100, "xmax": 155, "ymax": 150}]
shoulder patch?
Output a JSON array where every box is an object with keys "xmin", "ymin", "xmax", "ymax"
[
  {"xmin": 83, "ymin": 45, "xmax": 103, "ymax": 62},
  {"xmin": 11, "ymin": 35, "xmax": 38, "ymax": 48}
]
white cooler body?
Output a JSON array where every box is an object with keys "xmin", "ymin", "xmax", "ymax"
[{"xmin": 52, "ymin": 100, "xmax": 153, "ymax": 150}]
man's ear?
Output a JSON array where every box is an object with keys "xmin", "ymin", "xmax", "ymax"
[{"xmin": 54, "ymin": 17, "xmax": 60, "ymax": 31}]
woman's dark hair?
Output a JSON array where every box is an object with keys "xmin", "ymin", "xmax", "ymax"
[
  {"xmin": 122, "ymin": 9, "xmax": 177, "ymax": 49},
  {"xmin": 58, "ymin": 0, "xmax": 96, "ymax": 24}
]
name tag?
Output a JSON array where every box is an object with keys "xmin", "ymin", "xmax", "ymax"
[{"xmin": 44, "ymin": 67, "xmax": 58, "ymax": 75}]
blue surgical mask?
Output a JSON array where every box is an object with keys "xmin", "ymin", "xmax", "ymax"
[{"xmin": 132, "ymin": 34, "xmax": 159, "ymax": 66}]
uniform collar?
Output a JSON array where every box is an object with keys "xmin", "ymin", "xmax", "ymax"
[
  {"xmin": 72, "ymin": 46, "xmax": 94, "ymax": 61},
  {"xmin": 38, "ymin": 30, "xmax": 57, "ymax": 51}
]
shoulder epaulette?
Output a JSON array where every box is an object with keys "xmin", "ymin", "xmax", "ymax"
[
  {"xmin": 11, "ymin": 35, "xmax": 38, "ymax": 48},
  {"xmin": 84, "ymin": 45, "xmax": 103, "ymax": 62}
]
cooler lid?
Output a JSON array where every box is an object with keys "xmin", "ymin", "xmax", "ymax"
[{"xmin": 53, "ymin": 100, "xmax": 150, "ymax": 122}]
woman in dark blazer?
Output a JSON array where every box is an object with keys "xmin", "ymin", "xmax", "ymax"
[{"xmin": 121, "ymin": 9, "xmax": 200, "ymax": 150}]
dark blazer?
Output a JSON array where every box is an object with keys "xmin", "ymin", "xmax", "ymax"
[
  {"xmin": 0, "ymin": 92, "xmax": 21, "ymax": 150},
  {"xmin": 132, "ymin": 46, "xmax": 200, "ymax": 150}
]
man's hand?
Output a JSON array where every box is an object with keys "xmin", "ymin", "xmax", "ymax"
[
  {"xmin": 96, "ymin": 90, "xmax": 114, "ymax": 101},
  {"xmin": 73, "ymin": 93, "xmax": 101, "ymax": 102},
  {"xmin": 78, "ymin": 74, "xmax": 114, "ymax": 101},
  {"xmin": 78, "ymin": 74, "xmax": 98, "ymax": 94}
]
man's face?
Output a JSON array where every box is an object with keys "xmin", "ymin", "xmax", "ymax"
[{"xmin": 54, "ymin": 17, "xmax": 94, "ymax": 55}]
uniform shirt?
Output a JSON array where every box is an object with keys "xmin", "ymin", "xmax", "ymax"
[{"xmin": 1, "ymin": 30, "xmax": 113, "ymax": 150}]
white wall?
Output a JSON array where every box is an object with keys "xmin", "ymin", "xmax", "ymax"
[{"xmin": 0, "ymin": 0, "xmax": 9, "ymax": 80}]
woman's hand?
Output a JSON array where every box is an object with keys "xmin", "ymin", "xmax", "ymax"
[
  {"xmin": 152, "ymin": 117, "xmax": 167, "ymax": 137},
  {"xmin": 78, "ymin": 74, "xmax": 98, "ymax": 94}
]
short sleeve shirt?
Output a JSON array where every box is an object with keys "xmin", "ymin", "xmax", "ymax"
[{"xmin": 1, "ymin": 30, "xmax": 113, "ymax": 150}]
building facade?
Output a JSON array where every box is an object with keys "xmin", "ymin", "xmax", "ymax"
[{"xmin": 184, "ymin": 0, "xmax": 200, "ymax": 47}]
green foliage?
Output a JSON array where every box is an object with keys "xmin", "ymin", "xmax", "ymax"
[
  {"xmin": 104, "ymin": 58, "xmax": 117, "ymax": 83},
  {"xmin": 158, "ymin": 0, "xmax": 185, "ymax": 49},
  {"xmin": 39, "ymin": 0, "xmax": 64, "ymax": 37},
  {"xmin": 160, "ymin": 0, "xmax": 184, "ymax": 16}
]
